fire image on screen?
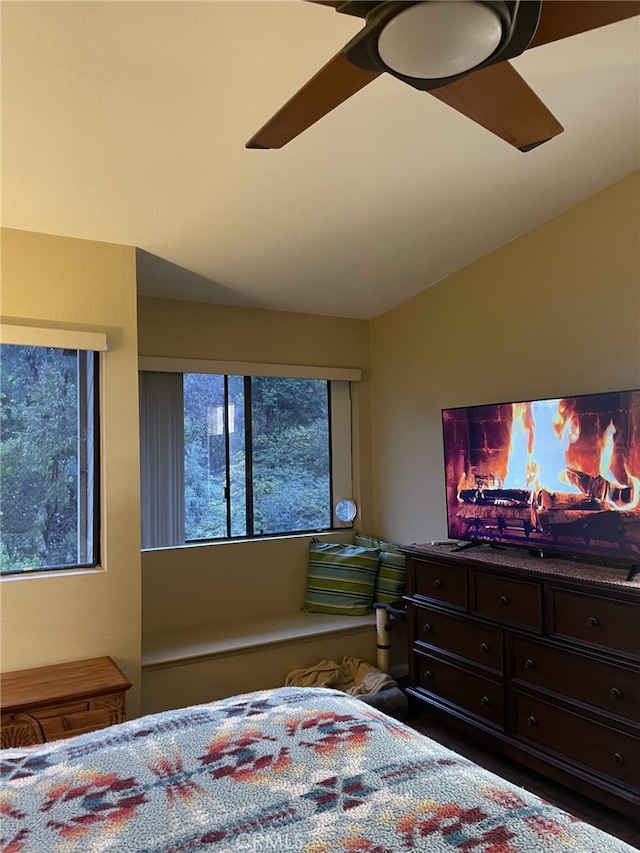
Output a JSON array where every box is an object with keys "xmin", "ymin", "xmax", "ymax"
[{"xmin": 442, "ymin": 389, "xmax": 640, "ymax": 563}]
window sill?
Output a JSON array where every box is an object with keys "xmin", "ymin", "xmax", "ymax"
[
  {"xmin": 141, "ymin": 529, "xmax": 354, "ymax": 554},
  {"xmin": 0, "ymin": 566, "xmax": 105, "ymax": 582}
]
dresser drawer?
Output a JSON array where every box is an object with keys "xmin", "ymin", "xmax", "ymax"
[
  {"xmin": 414, "ymin": 650, "xmax": 504, "ymax": 729},
  {"xmin": 472, "ymin": 572, "xmax": 542, "ymax": 630},
  {"xmin": 512, "ymin": 637, "xmax": 640, "ymax": 723},
  {"xmin": 411, "ymin": 558, "xmax": 467, "ymax": 610},
  {"xmin": 514, "ymin": 693, "xmax": 640, "ymax": 790},
  {"xmin": 415, "ymin": 606, "xmax": 503, "ymax": 674},
  {"xmin": 549, "ymin": 589, "xmax": 640, "ymax": 658}
]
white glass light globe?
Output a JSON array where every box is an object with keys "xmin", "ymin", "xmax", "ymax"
[{"xmin": 377, "ymin": 1, "xmax": 503, "ymax": 80}]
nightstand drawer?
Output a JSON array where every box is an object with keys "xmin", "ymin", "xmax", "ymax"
[
  {"xmin": 40, "ymin": 705, "xmax": 122, "ymax": 741},
  {"xmin": 0, "ymin": 657, "xmax": 131, "ymax": 746},
  {"xmin": 549, "ymin": 589, "xmax": 640, "ymax": 658},
  {"xmin": 512, "ymin": 637, "xmax": 640, "ymax": 723},
  {"xmin": 414, "ymin": 650, "xmax": 504, "ymax": 729},
  {"xmin": 415, "ymin": 606, "xmax": 503, "ymax": 674},
  {"xmin": 514, "ymin": 693, "xmax": 640, "ymax": 790},
  {"xmin": 472, "ymin": 572, "xmax": 542, "ymax": 630},
  {"xmin": 411, "ymin": 558, "xmax": 467, "ymax": 610}
]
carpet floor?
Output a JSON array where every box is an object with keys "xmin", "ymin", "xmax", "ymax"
[{"xmin": 406, "ymin": 710, "xmax": 639, "ymax": 849}]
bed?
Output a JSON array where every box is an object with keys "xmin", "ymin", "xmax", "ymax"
[{"xmin": 1, "ymin": 686, "xmax": 635, "ymax": 852}]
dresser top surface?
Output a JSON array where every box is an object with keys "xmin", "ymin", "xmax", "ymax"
[
  {"xmin": 1, "ymin": 656, "xmax": 132, "ymax": 712},
  {"xmin": 403, "ymin": 543, "xmax": 640, "ymax": 593}
]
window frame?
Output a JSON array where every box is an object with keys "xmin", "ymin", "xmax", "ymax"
[
  {"xmin": 0, "ymin": 324, "xmax": 107, "ymax": 577},
  {"xmin": 139, "ymin": 357, "xmax": 360, "ymax": 549}
]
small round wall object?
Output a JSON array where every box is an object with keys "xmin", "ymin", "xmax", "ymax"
[{"xmin": 335, "ymin": 498, "xmax": 357, "ymax": 523}]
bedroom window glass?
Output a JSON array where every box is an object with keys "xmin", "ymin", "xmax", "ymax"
[
  {"xmin": 0, "ymin": 344, "xmax": 99, "ymax": 575},
  {"xmin": 140, "ymin": 372, "xmax": 352, "ymax": 548}
]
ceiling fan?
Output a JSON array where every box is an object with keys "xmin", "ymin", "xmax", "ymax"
[{"xmin": 246, "ymin": 0, "xmax": 640, "ymax": 152}]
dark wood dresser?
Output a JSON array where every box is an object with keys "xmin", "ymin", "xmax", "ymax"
[
  {"xmin": 402, "ymin": 543, "xmax": 640, "ymax": 818},
  {"xmin": 1, "ymin": 656, "xmax": 132, "ymax": 747}
]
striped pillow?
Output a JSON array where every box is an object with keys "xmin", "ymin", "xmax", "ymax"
[
  {"xmin": 355, "ymin": 533, "xmax": 406, "ymax": 604},
  {"xmin": 303, "ymin": 540, "xmax": 380, "ymax": 616}
]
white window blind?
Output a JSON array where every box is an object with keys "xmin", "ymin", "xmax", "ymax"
[{"xmin": 139, "ymin": 371, "xmax": 185, "ymax": 549}]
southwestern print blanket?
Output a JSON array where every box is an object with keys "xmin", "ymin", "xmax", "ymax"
[{"xmin": 0, "ymin": 686, "xmax": 635, "ymax": 852}]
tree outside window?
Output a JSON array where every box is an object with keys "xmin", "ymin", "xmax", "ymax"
[{"xmin": 0, "ymin": 344, "xmax": 98, "ymax": 574}]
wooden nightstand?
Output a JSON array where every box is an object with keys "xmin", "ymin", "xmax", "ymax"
[{"xmin": 1, "ymin": 656, "xmax": 132, "ymax": 747}]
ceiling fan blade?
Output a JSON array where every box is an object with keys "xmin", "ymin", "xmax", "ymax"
[
  {"xmin": 246, "ymin": 51, "xmax": 380, "ymax": 149},
  {"xmin": 529, "ymin": 1, "xmax": 640, "ymax": 49},
  {"xmin": 428, "ymin": 61, "xmax": 563, "ymax": 151}
]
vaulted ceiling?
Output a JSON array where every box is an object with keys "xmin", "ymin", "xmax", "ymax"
[{"xmin": 2, "ymin": 1, "xmax": 639, "ymax": 318}]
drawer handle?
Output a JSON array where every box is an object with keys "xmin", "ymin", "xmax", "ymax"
[
  {"xmin": 480, "ymin": 642, "xmax": 489, "ymax": 653},
  {"xmin": 524, "ymin": 659, "xmax": 535, "ymax": 670},
  {"xmin": 480, "ymin": 695, "xmax": 490, "ymax": 706},
  {"xmin": 526, "ymin": 715, "xmax": 538, "ymax": 727},
  {"xmin": 423, "ymin": 623, "xmax": 432, "ymax": 633},
  {"xmin": 424, "ymin": 670, "xmax": 433, "ymax": 680},
  {"xmin": 610, "ymin": 687, "xmax": 622, "ymax": 699},
  {"xmin": 587, "ymin": 616, "xmax": 599, "ymax": 627},
  {"xmin": 433, "ymin": 579, "xmax": 442, "ymax": 589},
  {"xmin": 499, "ymin": 595, "xmax": 509, "ymax": 605},
  {"xmin": 612, "ymin": 752, "xmax": 623, "ymax": 764}
]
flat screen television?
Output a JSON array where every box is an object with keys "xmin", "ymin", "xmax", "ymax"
[{"xmin": 442, "ymin": 389, "xmax": 640, "ymax": 573}]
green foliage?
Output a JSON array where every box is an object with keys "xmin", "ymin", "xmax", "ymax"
[
  {"xmin": 0, "ymin": 345, "xmax": 88, "ymax": 572},
  {"xmin": 183, "ymin": 375, "xmax": 331, "ymax": 539},
  {"xmin": 183, "ymin": 373, "xmax": 226, "ymax": 540}
]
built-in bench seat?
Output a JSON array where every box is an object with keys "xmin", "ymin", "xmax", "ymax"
[{"xmin": 142, "ymin": 611, "xmax": 376, "ymax": 669}]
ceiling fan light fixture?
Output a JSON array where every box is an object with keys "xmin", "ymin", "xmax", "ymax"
[{"xmin": 376, "ymin": 1, "xmax": 504, "ymax": 80}]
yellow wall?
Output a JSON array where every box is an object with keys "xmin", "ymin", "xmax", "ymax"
[
  {"xmin": 0, "ymin": 228, "xmax": 142, "ymax": 713},
  {"xmin": 143, "ymin": 533, "xmax": 356, "ymax": 634},
  {"xmin": 137, "ymin": 298, "xmax": 371, "ymax": 371},
  {"xmin": 369, "ymin": 171, "xmax": 640, "ymax": 545}
]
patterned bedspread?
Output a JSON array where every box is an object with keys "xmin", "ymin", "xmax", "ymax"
[{"xmin": 0, "ymin": 686, "xmax": 635, "ymax": 852}]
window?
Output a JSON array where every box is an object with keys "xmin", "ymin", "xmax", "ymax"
[
  {"xmin": 139, "ymin": 369, "xmax": 355, "ymax": 548},
  {"xmin": 0, "ymin": 344, "xmax": 99, "ymax": 574}
]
